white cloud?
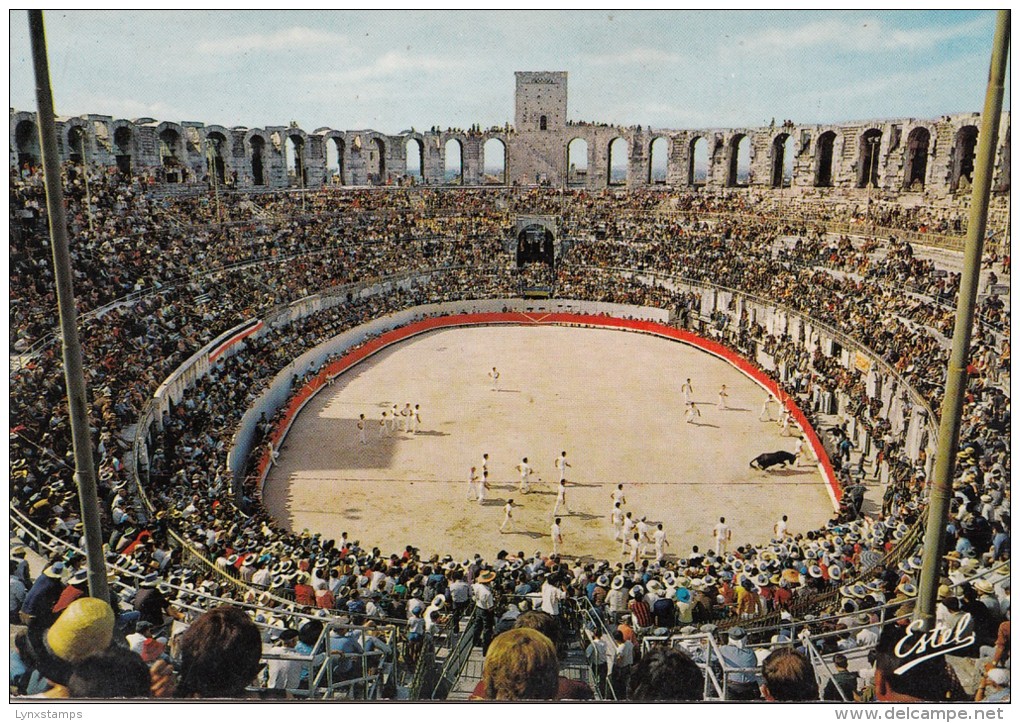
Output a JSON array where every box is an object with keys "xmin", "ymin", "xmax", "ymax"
[
  {"xmin": 195, "ymin": 26, "xmax": 352, "ymax": 56},
  {"xmin": 582, "ymin": 47, "xmax": 686, "ymax": 66},
  {"xmin": 306, "ymin": 51, "xmax": 464, "ymax": 86},
  {"xmin": 738, "ymin": 14, "xmax": 990, "ymax": 54},
  {"xmin": 62, "ymin": 94, "xmax": 192, "ymax": 122}
]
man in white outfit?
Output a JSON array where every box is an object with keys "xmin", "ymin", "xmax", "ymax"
[
  {"xmin": 637, "ymin": 517, "xmax": 652, "ymax": 555},
  {"xmin": 654, "ymin": 524, "xmax": 669, "ymax": 562},
  {"xmin": 760, "ymin": 393, "xmax": 776, "ymax": 421},
  {"xmin": 517, "ymin": 457, "xmax": 533, "ymax": 494},
  {"xmin": 553, "ymin": 480, "xmax": 570, "ymax": 516},
  {"xmin": 611, "ymin": 483, "xmax": 626, "ymax": 511},
  {"xmin": 551, "ymin": 517, "xmax": 563, "ymax": 555},
  {"xmin": 357, "ymin": 414, "xmax": 367, "ymax": 445},
  {"xmin": 793, "ymin": 436, "xmax": 806, "ymax": 465},
  {"xmin": 500, "ymin": 499, "xmax": 515, "ymax": 533},
  {"xmin": 713, "ymin": 516, "xmax": 731, "ymax": 556},
  {"xmin": 611, "ymin": 503, "xmax": 625, "ymax": 541},
  {"xmin": 621, "ymin": 513, "xmax": 635, "ymax": 554},
  {"xmin": 489, "ymin": 367, "xmax": 500, "ymax": 391},
  {"xmin": 681, "ymin": 378, "xmax": 694, "ymax": 405},
  {"xmin": 477, "ymin": 470, "xmax": 489, "ymax": 503},
  {"xmin": 718, "ymin": 385, "xmax": 729, "ymax": 410},
  {"xmin": 555, "ymin": 451, "xmax": 571, "ymax": 483},
  {"xmin": 467, "ymin": 467, "xmax": 479, "ymax": 501},
  {"xmin": 627, "ymin": 533, "xmax": 641, "ymax": 564}
]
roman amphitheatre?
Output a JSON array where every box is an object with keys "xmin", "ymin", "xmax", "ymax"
[{"xmin": 10, "ymin": 12, "xmax": 1010, "ymax": 701}]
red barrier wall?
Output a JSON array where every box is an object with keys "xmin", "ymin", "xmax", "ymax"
[{"xmin": 253, "ymin": 312, "xmax": 840, "ymax": 506}]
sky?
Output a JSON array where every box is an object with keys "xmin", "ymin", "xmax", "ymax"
[{"xmin": 8, "ymin": 10, "xmax": 1009, "ymax": 134}]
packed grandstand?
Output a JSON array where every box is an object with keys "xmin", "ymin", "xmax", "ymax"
[{"xmin": 10, "ymin": 158, "xmax": 1010, "ymax": 701}]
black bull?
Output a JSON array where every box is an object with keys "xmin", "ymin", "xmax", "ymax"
[{"xmin": 750, "ymin": 451, "xmax": 797, "ymax": 470}]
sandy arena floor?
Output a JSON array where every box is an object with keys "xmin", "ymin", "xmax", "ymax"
[{"xmin": 263, "ymin": 325, "xmax": 836, "ymax": 562}]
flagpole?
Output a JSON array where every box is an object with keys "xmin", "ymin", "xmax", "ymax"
[
  {"xmin": 915, "ymin": 9, "xmax": 1008, "ymax": 628},
  {"xmin": 28, "ymin": 9, "xmax": 110, "ymax": 602}
]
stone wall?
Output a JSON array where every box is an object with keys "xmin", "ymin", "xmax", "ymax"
[{"xmin": 9, "ymin": 71, "xmax": 1010, "ymax": 201}]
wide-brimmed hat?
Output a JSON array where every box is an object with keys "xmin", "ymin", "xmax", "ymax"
[
  {"xmin": 675, "ymin": 587, "xmax": 691, "ymax": 603},
  {"xmin": 974, "ymin": 579, "xmax": 995, "ymax": 595},
  {"xmin": 611, "ymin": 575, "xmax": 625, "ymax": 590},
  {"xmin": 896, "ymin": 582, "xmax": 917, "ymax": 597},
  {"xmin": 476, "ymin": 570, "xmax": 496, "ymax": 585},
  {"xmin": 44, "ymin": 562, "xmax": 66, "ymax": 579}
]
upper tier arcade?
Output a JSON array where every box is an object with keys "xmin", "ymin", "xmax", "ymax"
[{"xmin": 9, "ymin": 71, "xmax": 1010, "ymax": 198}]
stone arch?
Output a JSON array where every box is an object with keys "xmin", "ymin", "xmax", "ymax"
[
  {"xmin": 607, "ymin": 137, "xmax": 628, "ymax": 186},
  {"xmin": 320, "ymin": 132, "xmax": 346, "ymax": 186},
  {"xmin": 903, "ymin": 126, "xmax": 931, "ymax": 190},
  {"xmin": 285, "ymin": 131, "xmax": 308, "ymax": 187},
  {"xmin": 14, "ymin": 118, "xmax": 40, "ymax": 169},
  {"xmin": 857, "ymin": 128, "xmax": 882, "ymax": 188},
  {"xmin": 444, "ymin": 137, "xmax": 464, "ymax": 184},
  {"xmin": 156, "ymin": 123, "xmax": 185, "ymax": 182},
  {"xmin": 814, "ymin": 130, "xmax": 837, "ymax": 187},
  {"xmin": 648, "ymin": 137, "xmax": 668, "ymax": 184},
  {"xmin": 727, "ymin": 133, "xmax": 750, "ymax": 187},
  {"xmin": 482, "ymin": 137, "xmax": 507, "ymax": 185},
  {"xmin": 111, "ymin": 121, "xmax": 134, "ymax": 174},
  {"xmin": 371, "ymin": 136, "xmax": 387, "ymax": 184},
  {"xmin": 64, "ymin": 120, "xmax": 89, "ymax": 164},
  {"xmin": 770, "ymin": 133, "xmax": 792, "ymax": 188},
  {"xmin": 246, "ymin": 130, "xmax": 269, "ymax": 186},
  {"xmin": 951, "ymin": 125, "xmax": 979, "ymax": 193},
  {"xmin": 688, "ymin": 135, "xmax": 708, "ymax": 186},
  {"xmin": 566, "ymin": 137, "xmax": 589, "ymax": 186},
  {"xmin": 205, "ymin": 130, "xmax": 229, "ymax": 185},
  {"xmin": 404, "ymin": 135, "xmax": 425, "ymax": 181}
]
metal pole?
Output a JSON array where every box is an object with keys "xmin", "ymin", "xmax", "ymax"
[
  {"xmin": 916, "ymin": 9, "xmax": 1008, "ymax": 627},
  {"xmin": 28, "ymin": 10, "xmax": 109, "ymax": 601}
]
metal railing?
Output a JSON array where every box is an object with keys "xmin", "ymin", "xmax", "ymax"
[{"xmin": 427, "ymin": 614, "xmax": 480, "ymax": 700}]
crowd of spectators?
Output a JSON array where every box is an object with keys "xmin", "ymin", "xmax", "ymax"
[{"xmin": 9, "ymin": 164, "xmax": 1009, "ymax": 701}]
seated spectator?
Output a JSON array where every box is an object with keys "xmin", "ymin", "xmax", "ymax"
[
  {"xmin": 175, "ymin": 605, "xmax": 262, "ymax": 698},
  {"xmin": 478, "ymin": 628, "xmax": 558, "ymax": 700},
  {"xmin": 718, "ymin": 626, "xmax": 760, "ymax": 700},
  {"xmin": 10, "ymin": 631, "xmax": 47, "ymax": 696},
  {"xmin": 265, "ymin": 628, "xmax": 303, "ymax": 695},
  {"xmin": 627, "ymin": 644, "xmax": 704, "ymax": 700},
  {"xmin": 24, "ymin": 597, "xmax": 117, "ymax": 698},
  {"xmin": 822, "ymin": 653, "xmax": 859, "ymax": 701},
  {"xmin": 760, "ymin": 648, "xmax": 819, "ymax": 701}
]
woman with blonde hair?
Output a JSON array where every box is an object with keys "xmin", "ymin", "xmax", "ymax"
[{"xmin": 480, "ymin": 628, "xmax": 559, "ymax": 700}]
